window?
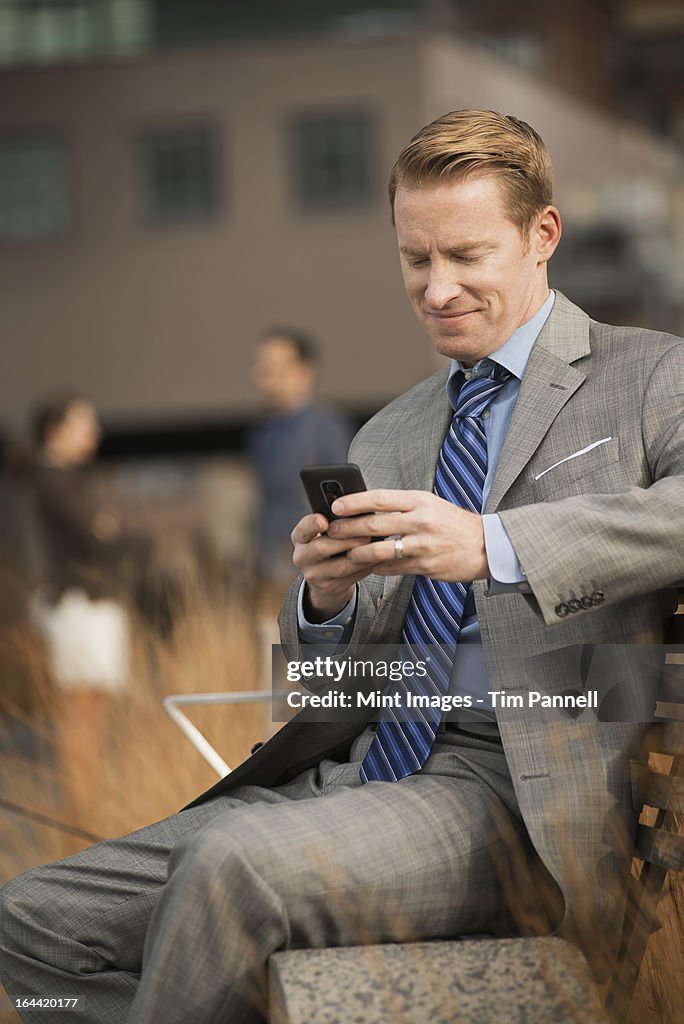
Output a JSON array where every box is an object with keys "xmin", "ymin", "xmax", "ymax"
[
  {"xmin": 288, "ymin": 111, "xmax": 376, "ymax": 212},
  {"xmin": 0, "ymin": 0, "xmax": 151, "ymax": 67},
  {"xmin": 0, "ymin": 135, "xmax": 71, "ymax": 240},
  {"xmin": 138, "ymin": 124, "xmax": 220, "ymax": 226}
]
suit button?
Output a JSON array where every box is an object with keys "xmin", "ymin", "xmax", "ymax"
[
  {"xmin": 591, "ymin": 591, "xmax": 605, "ymax": 605},
  {"xmin": 580, "ymin": 595, "xmax": 593, "ymax": 609},
  {"xmin": 555, "ymin": 603, "xmax": 570, "ymax": 618},
  {"xmin": 568, "ymin": 599, "xmax": 582, "ymax": 612}
]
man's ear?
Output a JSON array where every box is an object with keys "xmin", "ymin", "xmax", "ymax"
[{"xmin": 534, "ymin": 205, "xmax": 562, "ymax": 264}]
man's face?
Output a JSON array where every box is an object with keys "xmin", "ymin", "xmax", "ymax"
[
  {"xmin": 252, "ymin": 336, "xmax": 315, "ymax": 411},
  {"xmin": 394, "ymin": 175, "xmax": 559, "ymax": 365},
  {"xmin": 48, "ymin": 399, "xmax": 102, "ymax": 466}
]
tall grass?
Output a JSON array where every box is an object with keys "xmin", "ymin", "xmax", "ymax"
[
  {"xmin": 0, "ymin": 566, "xmax": 268, "ymax": 866},
  {"xmin": 0, "ymin": 568, "xmax": 682, "ymax": 1023}
]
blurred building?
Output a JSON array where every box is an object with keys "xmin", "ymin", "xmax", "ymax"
[
  {"xmin": 1, "ymin": 1, "xmax": 683, "ymax": 439},
  {"xmin": 616, "ymin": 0, "xmax": 684, "ymax": 140},
  {"xmin": 447, "ymin": 0, "xmax": 619, "ymax": 109}
]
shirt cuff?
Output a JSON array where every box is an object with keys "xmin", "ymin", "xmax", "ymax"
[
  {"xmin": 482, "ymin": 514, "xmax": 532, "ymax": 595},
  {"xmin": 296, "ymin": 581, "xmax": 357, "ymax": 642}
]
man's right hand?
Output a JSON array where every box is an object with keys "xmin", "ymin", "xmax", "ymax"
[{"xmin": 291, "ymin": 513, "xmax": 373, "ymax": 622}]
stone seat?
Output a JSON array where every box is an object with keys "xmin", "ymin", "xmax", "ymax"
[{"xmin": 268, "ymin": 936, "xmax": 609, "ymax": 1024}]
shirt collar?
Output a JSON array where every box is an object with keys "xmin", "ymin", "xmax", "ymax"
[{"xmin": 447, "ymin": 290, "xmax": 555, "ymax": 399}]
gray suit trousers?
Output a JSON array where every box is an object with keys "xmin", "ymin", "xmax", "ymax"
[{"xmin": 0, "ymin": 728, "xmax": 545, "ymax": 1024}]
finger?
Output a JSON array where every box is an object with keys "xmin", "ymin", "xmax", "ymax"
[
  {"xmin": 291, "ymin": 513, "xmax": 330, "ymax": 545},
  {"xmin": 295, "ymin": 534, "xmax": 368, "ymax": 568},
  {"xmin": 328, "ymin": 512, "xmax": 409, "ymax": 539},
  {"xmin": 331, "ymin": 489, "xmax": 426, "ymax": 517},
  {"xmin": 346, "ymin": 537, "xmax": 410, "ymax": 566},
  {"xmin": 369, "ymin": 562, "xmax": 419, "ymax": 577},
  {"xmin": 305, "ymin": 554, "xmax": 374, "ymax": 586}
]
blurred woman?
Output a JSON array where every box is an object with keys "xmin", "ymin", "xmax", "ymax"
[
  {"xmin": 34, "ymin": 395, "xmax": 119, "ymax": 575},
  {"xmin": 27, "ymin": 394, "xmax": 128, "ymax": 836}
]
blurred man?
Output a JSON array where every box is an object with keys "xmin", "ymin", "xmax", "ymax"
[
  {"xmin": 1, "ymin": 110, "xmax": 683, "ymax": 1024},
  {"xmin": 249, "ymin": 328, "xmax": 351, "ymax": 594}
]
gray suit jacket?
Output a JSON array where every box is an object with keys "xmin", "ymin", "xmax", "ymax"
[{"xmin": 189, "ymin": 293, "xmax": 684, "ymax": 963}]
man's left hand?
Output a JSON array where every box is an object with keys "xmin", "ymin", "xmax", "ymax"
[{"xmin": 327, "ymin": 489, "xmax": 489, "ymax": 581}]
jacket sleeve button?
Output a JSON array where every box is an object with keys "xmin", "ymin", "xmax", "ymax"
[{"xmin": 555, "ymin": 603, "xmax": 570, "ymax": 618}]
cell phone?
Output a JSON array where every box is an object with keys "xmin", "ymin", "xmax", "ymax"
[{"xmin": 300, "ymin": 463, "xmax": 368, "ymax": 521}]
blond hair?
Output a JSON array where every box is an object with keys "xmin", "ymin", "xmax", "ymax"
[{"xmin": 389, "ymin": 109, "xmax": 553, "ymax": 234}]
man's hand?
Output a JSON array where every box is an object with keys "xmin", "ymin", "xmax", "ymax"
[
  {"xmin": 291, "ymin": 513, "xmax": 374, "ymax": 622},
  {"xmin": 327, "ymin": 489, "xmax": 489, "ymax": 582}
]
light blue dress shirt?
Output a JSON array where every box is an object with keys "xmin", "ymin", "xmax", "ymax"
[{"xmin": 297, "ymin": 292, "xmax": 555, "ymax": 714}]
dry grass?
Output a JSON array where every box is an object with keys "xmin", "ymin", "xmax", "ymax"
[
  {"xmin": 0, "ymin": 566, "xmax": 270, "ymax": 871},
  {"xmin": 0, "ymin": 568, "xmax": 683, "ymax": 1023},
  {"xmin": 0, "ymin": 557, "xmax": 277, "ymax": 1021},
  {"xmin": 628, "ymin": 873, "xmax": 684, "ymax": 1024},
  {"xmin": 626, "ymin": 750, "xmax": 684, "ymax": 1024}
]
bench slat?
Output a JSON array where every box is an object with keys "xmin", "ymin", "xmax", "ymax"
[
  {"xmin": 635, "ymin": 825, "xmax": 684, "ymax": 871},
  {"xmin": 643, "ymin": 771, "xmax": 684, "ymax": 812}
]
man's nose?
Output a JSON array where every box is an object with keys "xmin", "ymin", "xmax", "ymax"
[{"xmin": 424, "ymin": 266, "xmax": 464, "ymax": 308}]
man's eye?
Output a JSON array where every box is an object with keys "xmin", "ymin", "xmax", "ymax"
[{"xmin": 408, "ymin": 258, "xmax": 428, "ymax": 267}]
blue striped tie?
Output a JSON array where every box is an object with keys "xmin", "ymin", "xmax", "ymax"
[{"xmin": 360, "ymin": 362, "xmax": 511, "ymax": 783}]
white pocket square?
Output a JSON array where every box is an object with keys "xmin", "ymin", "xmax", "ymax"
[{"xmin": 534, "ymin": 437, "xmax": 613, "ymax": 481}]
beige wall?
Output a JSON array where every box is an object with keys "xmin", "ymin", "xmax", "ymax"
[
  {"xmin": 1, "ymin": 33, "xmax": 681, "ymax": 434},
  {"xmin": 1, "ymin": 36, "xmax": 425, "ymax": 432}
]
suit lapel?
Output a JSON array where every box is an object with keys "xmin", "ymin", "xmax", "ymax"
[
  {"xmin": 382, "ymin": 370, "xmax": 451, "ymax": 608},
  {"xmin": 396, "ymin": 370, "xmax": 452, "ymax": 492},
  {"xmin": 486, "ymin": 292, "xmax": 591, "ymax": 511},
  {"xmin": 485, "ymin": 348, "xmax": 586, "ymax": 510}
]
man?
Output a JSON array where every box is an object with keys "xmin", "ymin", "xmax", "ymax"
[
  {"xmin": 1, "ymin": 110, "xmax": 682, "ymax": 1024},
  {"xmin": 248, "ymin": 329, "xmax": 351, "ymax": 594}
]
